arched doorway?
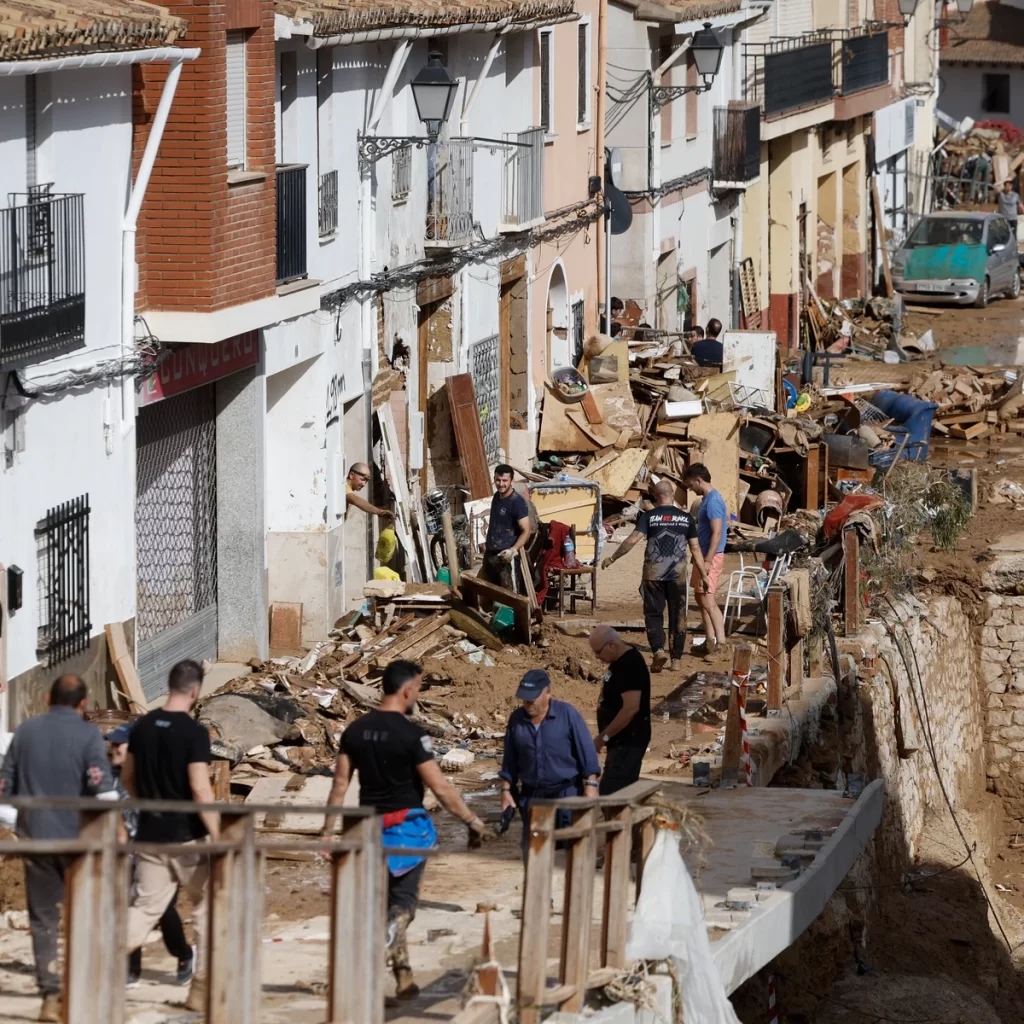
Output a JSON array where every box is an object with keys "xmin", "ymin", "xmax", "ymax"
[{"xmin": 546, "ymin": 263, "xmax": 569, "ymax": 371}]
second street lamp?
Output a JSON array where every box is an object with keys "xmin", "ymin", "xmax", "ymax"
[{"xmin": 651, "ymin": 23, "xmax": 724, "ymax": 110}]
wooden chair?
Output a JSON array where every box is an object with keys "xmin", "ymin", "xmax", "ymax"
[{"xmin": 548, "ymin": 565, "xmax": 597, "ymax": 618}]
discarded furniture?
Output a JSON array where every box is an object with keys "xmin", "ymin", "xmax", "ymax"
[
  {"xmin": 723, "ymin": 552, "xmax": 792, "ymax": 635},
  {"xmin": 548, "ymin": 564, "xmax": 597, "ymax": 617}
]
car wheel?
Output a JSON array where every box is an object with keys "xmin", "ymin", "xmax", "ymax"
[
  {"xmin": 1010, "ymin": 270, "xmax": 1022, "ymax": 299},
  {"xmin": 975, "ymin": 276, "xmax": 990, "ymax": 308}
]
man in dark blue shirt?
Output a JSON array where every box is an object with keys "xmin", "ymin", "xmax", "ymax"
[
  {"xmin": 499, "ymin": 670, "xmax": 599, "ymax": 852},
  {"xmin": 692, "ymin": 317, "xmax": 724, "ymax": 369},
  {"xmin": 480, "ymin": 463, "xmax": 531, "ymax": 591}
]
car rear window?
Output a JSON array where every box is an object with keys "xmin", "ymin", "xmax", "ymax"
[{"xmin": 906, "ymin": 218, "xmax": 985, "ymax": 247}]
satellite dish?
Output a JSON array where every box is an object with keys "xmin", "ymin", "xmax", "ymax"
[{"xmin": 607, "ymin": 147, "xmax": 623, "ymax": 188}]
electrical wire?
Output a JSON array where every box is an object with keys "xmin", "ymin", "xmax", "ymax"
[
  {"xmin": 879, "ymin": 593, "xmax": 1015, "ymax": 956},
  {"xmin": 321, "ymin": 199, "xmax": 603, "ymax": 313},
  {"xmin": 837, "ymin": 850, "xmax": 972, "ymax": 892}
]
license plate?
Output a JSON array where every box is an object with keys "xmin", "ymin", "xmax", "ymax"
[{"xmin": 914, "ymin": 281, "xmax": 945, "ymax": 292}]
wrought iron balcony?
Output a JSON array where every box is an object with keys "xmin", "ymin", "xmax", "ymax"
[
  {"xmin": 713, "ymin": 104, "xmax": 761, "ymax": 189},
  {"xmin": 501, "ymin": 127, "xmax": 545, "ymax": 229},
  {"xmin": 276, "ymin": 164, "xmax": 307, "ymax": 284},
  {"xmin": 0, "ymin": 188, "xmax": 85, "ymax": 368},
  {"xmin": 743, "ymin": 29, "xmax": 890, "ymax": 118},
  {"xmin": 318, "ymin": 170, "xmax": 338, "ymax": 237},
  {"xmin": 426, "ymin": 140, "xmax": 474, "ymax": 246},
  {"xmin": 840, "ymin": 31, "xmax": 889, "ymax": 95}
]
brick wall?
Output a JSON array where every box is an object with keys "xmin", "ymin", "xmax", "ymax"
[{"xmin": 132, "ymin": 0, "xmax": 277, "ymax": 313}]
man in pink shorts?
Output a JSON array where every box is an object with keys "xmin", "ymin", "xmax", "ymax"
[{"xmin": 684, "ymin": 463, "xmax": 728, "ymax": 656}]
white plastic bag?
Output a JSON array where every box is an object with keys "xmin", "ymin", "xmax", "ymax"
[
  {"xmin": 625, "ymin": 828, "xmax": 741, "ymax": 1024},
  {"xmin": 0, "ymin": 733, "xmax": 14, "ymax": 829}
]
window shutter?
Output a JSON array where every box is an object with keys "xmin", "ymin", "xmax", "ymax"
[
  {"xmin": 226, "ymin": 31, "xmax": 247, "ymax": 168},
  {"xmin": 577, "ymin": 25, "xmax": 588, "ymax": 124},
  {"xmin": 540, "ymin": 31, "xmax": 551, "ymax": 131}
]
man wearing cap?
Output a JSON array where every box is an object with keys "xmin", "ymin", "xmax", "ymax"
[{"xmin": 499, "ymin": 670, "xmax": 600, "ymax": 852}]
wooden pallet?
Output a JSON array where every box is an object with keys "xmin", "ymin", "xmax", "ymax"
[{"xmin": 739, "ymin": 257, "xmax": 761, "ymax": 329}]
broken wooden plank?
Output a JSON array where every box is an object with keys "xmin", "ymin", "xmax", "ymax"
[
  {"xmin": 566, "ymin": 408, "xmax": 618, "ymax": 448},
  {"xmin": 461, "ymin": 575, "xmax": 531, "ymax": 645},
  {"xmin": 269, "ymin": 602, "xmax": 303, "ymax": 650},
  {"xmin": 950, "ymin": 422, "xmax": 989, "ymax": 441},
  {"xmin": 580, "ymin": 389, "xmax": 603, "ymax": 424},
  {"xmin": 104, "ymin": 622, "xmax": 148, "ymax": 712},
  {"xmin": 448, "ymin": 607, "xmax": 506, "ymax": 652},
  {"xmin": 447, "ymin": 374, "xmax": 493, "ymax": 499}
]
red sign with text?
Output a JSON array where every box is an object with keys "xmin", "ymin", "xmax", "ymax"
[{"xmin": 140, "ymin": 331, "xmax": 260, "ymax": 405}]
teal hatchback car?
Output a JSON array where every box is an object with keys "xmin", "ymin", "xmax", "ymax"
[{"xmin": 892, "ymin": 211, "xmax": 1020, "ymax": 308}]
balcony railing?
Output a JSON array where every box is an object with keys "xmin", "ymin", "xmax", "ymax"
[
  {"xmin": 713, "ymin": 104, "xmax": 761, "ymax": 188},
  {"xmin": 426, "ymin": 140, "xmax": 474, "ymax": 246},
  {"xmin": 318, "ymin": 170, "xmax": 338, "ymax": 237},
  {"xmin": 744, "ymin": 29, "xmax": 890, "ymax": 118},
  {"xmin": 0, "ymin": 188, "xmax": 85, "ymax": 368},
  {"xmin": 501, "ymin": 127, "xmax": 545, "ymax": 229},
  {"xmin": 276, "ymin": 164, "xmax": 307, "ymax": 284},
  {"xmin": 840, "ymin": 31, "xmax": 888, "ymax": 95}
]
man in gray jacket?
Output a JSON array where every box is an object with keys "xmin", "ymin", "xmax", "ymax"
[{"xmin": 0, "ymin": 675, "xmax": 117, "ymax": 1022}]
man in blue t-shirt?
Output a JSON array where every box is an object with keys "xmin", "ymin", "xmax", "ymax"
[
  {"xmin": 683, "ymin": 463, "xmax": 728, "ymax": 657},
  {"xmin": 479, "ymin": 464, "xmax": 531, "ymax": 590}
]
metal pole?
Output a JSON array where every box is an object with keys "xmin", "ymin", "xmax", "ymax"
[{"xmin": 605, "ymin": 198, "xmax": 612, "ymax": 332}]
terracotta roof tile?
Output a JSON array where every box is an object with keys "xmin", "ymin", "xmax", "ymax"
[
  {"xmin": 942, "ymin": 0, "xmax": 1024, "ymax": 68},
  {"xmin": 0, "ymin": 0, "xmax": 185, "ymax": 60},
  {"xmin": 275, "ymin": 0, "xmax": 577, "ymax": 37}
]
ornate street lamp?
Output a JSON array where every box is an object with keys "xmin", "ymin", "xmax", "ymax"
[{"xmin": 652, "ymin": 23, "xmax": 724, "ymax": 110}]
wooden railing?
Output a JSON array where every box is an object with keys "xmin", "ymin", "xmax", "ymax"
[
  {"xmin": 0, "ymin": 796, "xmax": 396, "ymax": 1024},
  {"xmin": 516, "ymin": 780, "xmax": 661, "ymax": 1023}
]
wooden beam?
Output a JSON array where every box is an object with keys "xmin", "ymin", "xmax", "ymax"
[
  {"xmin": 722, "ymin": 644, "xmax": 753, "ymax": 785},
  {"xmin": 65, "ymin": 806, "xmax": 123, "ymax": 1024},
  {"xmin": 600, "ymin": 804, "xmax": 632, "ymax": 969},
  {"xmin": 871, "ymin": 179, "xmax": 893, "ymax": 298},
  {"xmin": 844, "ymin": 530, "xmax": 860, "ymax": 637},
  {"xmin": 105, "ymin": 621, "xmax": 147, "ymax": 712},
  {"xmin": 461, "ymin": 574, "xmax": 532, "ymax": 645},
  {"xmin": 441, "ymin": 511, "xmax": 461, "ymax": 591},
  {"xmin": 559, "ymin": 806, "xmax": 597, "ymax": 1013},
  {"xmin": 787, "ymin": 636, "xmax": 804, "ymax": 690},
  {"xmin": 804, "ymin": 444, "xmax": 821, "ymax": 510},
  {"xmin": 517, "ymin": 804, "xmax": 556, "ymax": 1024},
  {"xmin": 767, "ymin": 587, "xmax": 785, "ymax": 712}
]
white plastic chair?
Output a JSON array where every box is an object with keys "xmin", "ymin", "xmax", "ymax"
[{"xmin": 723, "ymin": 552, "xmax": 792, "ymax": 635}]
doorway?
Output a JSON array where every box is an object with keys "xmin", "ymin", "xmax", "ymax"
[{"xmin": 546, "ymin": 263, "xmax": 569, "ymax": 370}]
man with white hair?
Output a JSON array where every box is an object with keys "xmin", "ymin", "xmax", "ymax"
[
  {"xmin": 601, "ymin": 479, "xmax": 709, "ymax": 671},
  {"xmin": 588, "ymin": 626, "xmax": 651, "ymax": 794}
]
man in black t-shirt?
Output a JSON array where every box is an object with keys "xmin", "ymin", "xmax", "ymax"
[
  {"xmin": 479, "ymin": 464, "xmax": 531, "ymax": 591},
  {"xmin": 589, "ymin": 626, "xmax": 652, "ymax": 794},
  {"xmin": 323, "ymin": 660, "xmax": 494, "ymax": 1002},
  {"xmin": 601, "ymin": 480, "xmax": 709, "ymax": 671},
  {"xmin": 122, "ymin": 660, "xmax": 217, "ymax": 1013}
]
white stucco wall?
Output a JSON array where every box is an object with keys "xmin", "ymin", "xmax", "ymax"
[
  {"xmin": 0, "ymin": 67, "xmax": 136, "ymax": 684},
  {"xmin": 938, "ymin": 63, "xmax": 1024, "ymax": 128}
]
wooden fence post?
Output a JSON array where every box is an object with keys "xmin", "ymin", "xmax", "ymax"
[
  {"xmin": 208, "ymin": 812, "xmax": 263, "ymax": 1024},
  {"xmin": 722, "ymin": 644, "xmax": 753, "ymax": 785},
  {"xmin": 600, "ymin": 803, "xmax": 632, "ymax": 969},
  {"xmin": 65, "ymin": 805, "xmax": 124, "ymax": 1024},
  {"xmin": 517, "ymin": 804, "xmax": 556, "ymax": 1024},
  {"xmin": 558, "ymin": 805, "xmax": 597, "ymax": 1013},
  {"xmin": 767, "ymin": 587, "xmax": 785, "ymax": 711},
  {"xmin": 787, "ymin": 635, "xmax": 804, "ymax": 690},
  {"xmin": 328, "ymin": 813, "xmax": 385, "ymax": 1024},
  {"xmin": 844, "ymin": 530, "xmax": 860, "ymax": 636}
]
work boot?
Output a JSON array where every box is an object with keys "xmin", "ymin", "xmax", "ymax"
[
  {"xmin": 394, "ymin": 967, "xmax": 420, "ymax": 1001},
  {"xmin": 38, "ymin": 995, "xmax": 60, "ymax": 1023},
  {"xmin": 651, "ymin": 650, "xmax": 669, "ymax": 673},
  {"xmin": 185, "ymin": 976, "xmax": 207, "ymax": 1013}
]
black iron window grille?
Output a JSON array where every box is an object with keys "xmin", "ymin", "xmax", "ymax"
[
  {"xmin": 276, "ymin": 164, "xmax": 307, "ymax": 284},
  {"xmin": 319, "ymin": 170, "xmax": 338, "ymax": 236},
  {"xmin": 36, "ymin": 494, "xmax": 91, "ymax": 666},
  {"xmin": 0, "ymin": 187, "xmax": 85, "ymax": 368}
]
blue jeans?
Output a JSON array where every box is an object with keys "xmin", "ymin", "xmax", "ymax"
[{"xmin": 518, "ymin": 781, "xmax": 581, "ymax": 859}]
